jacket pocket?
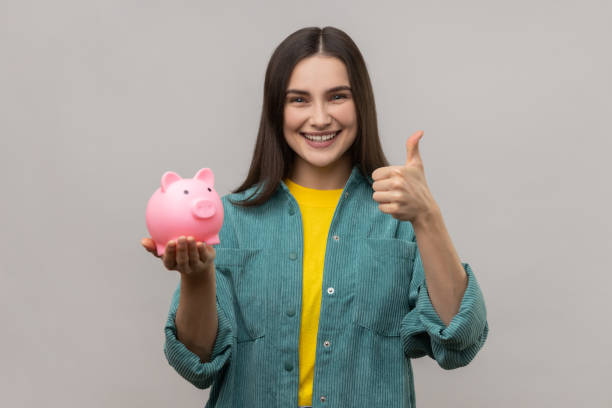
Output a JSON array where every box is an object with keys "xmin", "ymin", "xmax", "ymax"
[
  {"xmin": 353, "ymin": 238, "xmax": 417, "ymax": 337},
  {"xmin": 214, "ymin": 248, "xmax": 267, "ymax": 342}
]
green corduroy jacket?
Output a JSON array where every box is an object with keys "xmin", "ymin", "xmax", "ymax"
[{"xmin": 164, "ymin": 164, "xmax": 489, "ymax": 407}]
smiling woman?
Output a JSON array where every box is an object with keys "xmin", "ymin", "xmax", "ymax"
[
  {"xmin": 161, "ymin": 25, "xmax": 489, "ymax": 408},
  {"xmin": 282, "ymin": 56, "xmax": 359, "ymax": 184},
  {"xmin": 226, "ymin": 26, "xmax": 388, "ymax": 203}
]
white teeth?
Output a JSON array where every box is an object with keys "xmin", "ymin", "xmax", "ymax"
[{"xmin": 303, "ymin": 131, "xmax": 339, "ymax": 141}]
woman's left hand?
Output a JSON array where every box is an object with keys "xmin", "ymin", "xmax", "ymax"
[{"xmin": 371, "ymin": 130, "xmax": 439, "ymax": 224}]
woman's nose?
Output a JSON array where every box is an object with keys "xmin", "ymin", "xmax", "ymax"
[{"xmin": 311, "ymin": 102, "xmax": 332, "ymax": 126}]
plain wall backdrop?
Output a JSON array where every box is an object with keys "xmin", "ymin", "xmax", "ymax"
[{"xmin": 2, "ymin": 0, "xmax": 610, "ymax": 406}]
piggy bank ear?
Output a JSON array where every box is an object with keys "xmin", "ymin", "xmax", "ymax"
[
  {"xmin": 194, "ymin": 168, "xmax": 214, "ymax": 187},
  {"xmin": 161, "ymin": 171, "xmax": 182, "ymax": 193}
]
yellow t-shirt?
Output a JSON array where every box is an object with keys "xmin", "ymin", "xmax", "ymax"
[{"xmin": 283, "ymin": 177, "xmax": 344, "ymax": 407}]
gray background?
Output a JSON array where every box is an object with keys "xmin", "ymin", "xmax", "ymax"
[{"xmin": 2, "ymin": 0, "xmax": 610, "ymax": 406}]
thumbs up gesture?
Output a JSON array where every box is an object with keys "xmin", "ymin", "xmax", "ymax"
[{"xmin": 371, "ymin": 130, "xmax": 439, "ymax": 224}]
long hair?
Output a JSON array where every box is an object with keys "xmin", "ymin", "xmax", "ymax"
[{"xmin": 228, "ymin": 26, "xmax": 389, "ymax": 207}]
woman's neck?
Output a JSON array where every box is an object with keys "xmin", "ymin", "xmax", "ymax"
[{"xmin": 287, "ymin": 156, "xmax": 353, "ymax": 190}]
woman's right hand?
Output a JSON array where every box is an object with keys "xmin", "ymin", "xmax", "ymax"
[{"xmin": 141, "ymin": 236, "xmax": 216, "ymax": 283}]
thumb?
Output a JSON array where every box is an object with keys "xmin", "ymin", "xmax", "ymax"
[
  {"xmin": 405, "ymin": 130, "xmax": 424, "ymax": 166},
  {"xmin": 141, "ymin": 237, "xmax": 160, "ymax": 256}
]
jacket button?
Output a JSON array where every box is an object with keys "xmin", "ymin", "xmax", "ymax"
[
  {"xmin": 289, "ymin": 207, "xmax": 295, "ymax": 215},
  {"xmin": 289, "ymin": 252, "xmax": 297, "ymax": 260},
  {"xmin": 284, "ymin": 361, "xmax": 293, "ymax": 371},
  {"xmin": 286, "ymin": 309, "xmax": 295, "ymax": 317}
]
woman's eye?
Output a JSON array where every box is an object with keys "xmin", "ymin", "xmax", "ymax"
[{"xmin": 289, "ymin": 94, "xmax": 347, "ymax": 103}]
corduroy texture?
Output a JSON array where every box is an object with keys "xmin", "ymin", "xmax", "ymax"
[{"xmin": 163, "ymin": 164, "xmax": 489, "ymax": 407}]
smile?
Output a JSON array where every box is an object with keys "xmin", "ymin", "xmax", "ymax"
[{"xmin": 300, "ymin": 130, "xmax": 341, "ymax": 141}]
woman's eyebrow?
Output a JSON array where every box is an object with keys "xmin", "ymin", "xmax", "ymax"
[{"xmin": 285, "ymin": 85, "xmax": 352, "ymax": 95}]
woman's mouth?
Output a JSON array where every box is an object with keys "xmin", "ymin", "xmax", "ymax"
[{"xmin": 300, "ymin": 130, "xmax": 341, "ymax": 148}]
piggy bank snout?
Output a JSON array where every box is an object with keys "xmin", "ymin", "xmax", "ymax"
[{"xmin": 191, "ymin": 198, "xmax": 217, "ymax": 219}]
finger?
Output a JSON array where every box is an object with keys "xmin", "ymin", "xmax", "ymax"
[
  {"xmin": 377, "ymin": 202, "xmax": 398, "ymax": 214},
  {"xmin": 405, "ymin": 130, "xmax": 424, "ymax": 166},
  {"xmin": 372, "ymin": 176, "xmax": 402, "ymax": 192},
  {"xmin": 372, "ymin": 190, "xmax": 399, "ymax": 204},
  {"xmin": 371, "ymin": 165, "xmax": 403, "ymax": 182},
  {"xmin": 197, "ymin": 242, "xmax": 208, "ymax": 263},
  {"xmin": 187, "ymin": 237, "xmax": 199, "ymax": 268},
  {"xmin": 141, "ymin": 237, "xmax": 157, "ymax": 255},
  {"xmin": 175, "ymin": 236, "xmax": 188, "ymax": 268},
  {"xmin": 163, "ymin": 240, "xmax": 177, "ymax": 270}
]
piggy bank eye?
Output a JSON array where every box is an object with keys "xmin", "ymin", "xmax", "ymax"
[
  {"xmin": 207, "ymin": 187, "xmax": 212, "ymax": 192},
  {"xmin": 183, "ymin": 190, "xmax": 189, "ymax": 194}
]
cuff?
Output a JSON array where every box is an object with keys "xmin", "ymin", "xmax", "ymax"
[
  {"xmin": 417, "ymin": 262, "xmax": 488, "ymax": 349},
  {"xmin": 163, "ymin": 297, "xmax": 233, "ymax": 389},
  {"xmin": 401, "ymin": 262, "xmax": 489, "ymax": 369}
]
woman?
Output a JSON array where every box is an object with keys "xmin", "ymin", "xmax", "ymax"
[{"xmin": 142, "ymin": 26, "xmax": 489, "ymax": 407}]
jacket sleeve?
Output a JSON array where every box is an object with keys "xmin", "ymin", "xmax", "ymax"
[
  {"xmin": 399, "ymin": 225, "xmax": 489, "ymax": 370},
  {"xmin": 163, "ymin": 278, "xmax": 234, "ymax": 389},
  {"xmin": 162, "ymin": 195, "xmax": 238, "ymax": 389}
]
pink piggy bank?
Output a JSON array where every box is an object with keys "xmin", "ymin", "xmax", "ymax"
[{"xmin": 145, "ymin": 168, "xmax": 223, "ymax": 256}]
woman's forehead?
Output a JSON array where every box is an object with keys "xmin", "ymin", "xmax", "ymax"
[{"xmin": 287, "ymin": 56, "xmax": 349, "ymax": 90}]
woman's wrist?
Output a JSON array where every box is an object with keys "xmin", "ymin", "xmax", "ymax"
[{"xmin": 180, "ymin": 265, "xmax": 216, "ymax": 289}]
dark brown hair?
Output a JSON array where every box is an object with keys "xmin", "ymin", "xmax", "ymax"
[{"xmin": 228, "ymin": 26, "xmax": 389, "ymax": 207}]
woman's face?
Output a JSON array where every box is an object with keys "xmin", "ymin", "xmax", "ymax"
[{"xmin": 283, "ymin": 55, "xmax": 358, "ymax": 171}]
